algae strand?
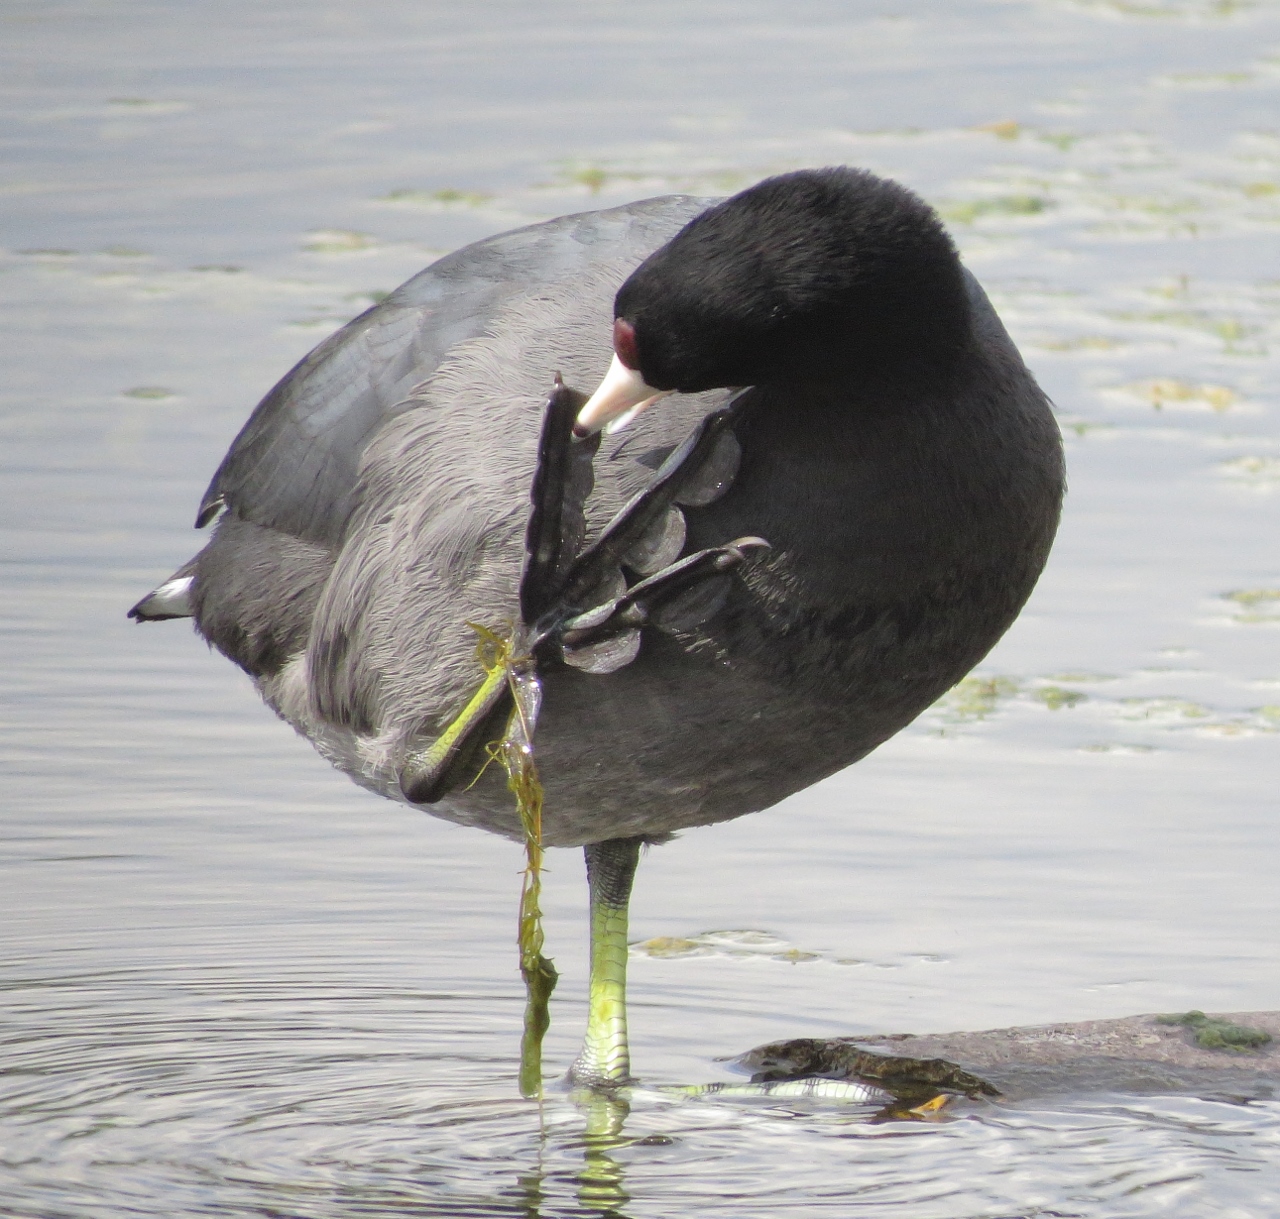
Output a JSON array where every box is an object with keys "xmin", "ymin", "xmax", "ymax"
[{"xmin": 472, "ymin": 624, "xmax": 559, "ymax": 1098}]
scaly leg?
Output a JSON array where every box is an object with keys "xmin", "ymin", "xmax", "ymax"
[{"xmin": 570, "ymin": 836, "xmax": 643, "ymax": 1087}]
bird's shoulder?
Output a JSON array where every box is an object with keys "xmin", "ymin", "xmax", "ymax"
[{"xmin": 197, "ymin": 195, "xmax": 716, "ymax": 548}]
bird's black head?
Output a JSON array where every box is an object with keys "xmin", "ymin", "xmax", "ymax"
[{"xmin": 615, "ymin": 167, "xmax": 971, "ymax": 395}]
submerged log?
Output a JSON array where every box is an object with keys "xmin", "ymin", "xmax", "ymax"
[{"xmin": 738, "ymin": 1011, "xmax": 1280, "ymax": 1104}]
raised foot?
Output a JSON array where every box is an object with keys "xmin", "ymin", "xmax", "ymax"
[{"xmin": 398, "ymin": 377, "xmax": 767, "ymax": 802}]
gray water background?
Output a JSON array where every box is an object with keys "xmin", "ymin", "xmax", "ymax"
[{"xmin": 3, "ymin": 1, "xmax": 1280, "ymax": 1214}]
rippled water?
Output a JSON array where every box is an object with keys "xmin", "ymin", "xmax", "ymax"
[{"xmin": 4, "ymin": 1, "xmax": 1280, "ymax": 1214}]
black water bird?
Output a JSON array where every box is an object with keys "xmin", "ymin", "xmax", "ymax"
[{"xmin": 131, "ymin": 167, "xmax": 1065, "ymax": 1087}]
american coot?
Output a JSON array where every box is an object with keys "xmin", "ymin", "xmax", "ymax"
[{"xmin": 131, "ymin": 167, "xmax": 1065, "ymax": 1089}]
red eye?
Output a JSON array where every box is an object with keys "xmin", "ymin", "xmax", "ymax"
[{"xmin": 613, "ymin": 317, "xmax": 639, "ymax": 370}]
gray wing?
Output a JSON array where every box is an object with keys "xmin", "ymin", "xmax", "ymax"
[{"xmin": 198, "ymin": 196, "xmax": 715, "ymax": 548}]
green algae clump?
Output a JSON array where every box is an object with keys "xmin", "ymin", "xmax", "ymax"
[{"xmin": 1156, "ymin": 1010, "xmax": 1273, "ymax": 1052}]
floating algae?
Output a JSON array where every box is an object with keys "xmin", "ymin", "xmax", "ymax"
[{"xmin": 470, "ymin": 625, "xmax": 558, "ymax": 1100}]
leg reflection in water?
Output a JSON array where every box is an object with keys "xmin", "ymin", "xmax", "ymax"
[
  {"xmin": 511, "ymin": 1091, "xmax": 632, "ymax": 1219},
  {"xmin": 576, "ymin": 1090, "xmax": 631, "ymax": 1217}
]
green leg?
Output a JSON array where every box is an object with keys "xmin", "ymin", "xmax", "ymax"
[{"xmin": 570, "ymin": 836, "xmax": 643, "ymax": 1088}]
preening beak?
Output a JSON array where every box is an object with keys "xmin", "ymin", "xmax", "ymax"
[{"xmin": 574, "ymin": 352, "xmax": 671, "ymax": 436}]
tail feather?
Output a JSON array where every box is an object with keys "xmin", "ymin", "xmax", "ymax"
[{"xmin": 128, "ymin": 567, "xmax": 195, "ymax": 622}]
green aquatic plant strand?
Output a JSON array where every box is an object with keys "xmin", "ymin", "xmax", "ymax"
[{"xmin": 470, "ymin": 624, "xmax": 559, "ymax": 1099}]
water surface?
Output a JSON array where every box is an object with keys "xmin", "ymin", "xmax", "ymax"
[{"xmin": 3, "ymin": 1, "xmax": 1280, "ymax": 1214}]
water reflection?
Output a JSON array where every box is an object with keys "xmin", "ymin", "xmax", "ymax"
[
  {"xmin": 575, "ymin": 1091, "xmax": 632, "ymax": 1216},
  {"xmin": 3, "ymin": 951, "xmax": 1280, "ymax": 1216},
  {"xmin": 500, "ymin": 1097, "xmax": 635, "ymax": 1219}
]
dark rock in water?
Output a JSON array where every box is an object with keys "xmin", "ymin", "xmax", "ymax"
[
  {"xmin": 738, "ymin": 1011, "xmax": 1280, "ymax": 1105},
  {"xmin": 739, "ymin": 1039, "xmax": 999, "ymax": 1101}
]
